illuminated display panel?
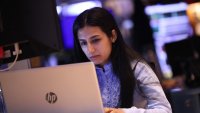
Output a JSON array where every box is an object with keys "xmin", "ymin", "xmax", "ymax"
[{"xmin": 145, "ymin": 2, "xmax": 193, "ymax": 78}]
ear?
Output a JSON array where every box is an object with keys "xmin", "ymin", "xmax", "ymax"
[{"xmin": 111, "ymin": 29, "xmax": 117, "ymax": 43}]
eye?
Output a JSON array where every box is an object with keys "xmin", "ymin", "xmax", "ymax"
[
  {"xmin": 91, "ymin": 38, "xmax": 100, "ymax": 44},
  {"xmin": 79, "ymin": 41, "xmax": 87, "ymax": 46}
]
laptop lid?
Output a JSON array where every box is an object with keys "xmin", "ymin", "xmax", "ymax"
[{"xmin": 0, "ymin": 62, "xmax": 104, "ymax": 113}]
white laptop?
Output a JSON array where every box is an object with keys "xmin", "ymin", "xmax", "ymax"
[{"xmin": 0, "ymin": 62, "xmax": 104, "ymax": 113}]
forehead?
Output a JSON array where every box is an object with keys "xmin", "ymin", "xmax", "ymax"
[{"xmin": 77, "ymin": 26, "xmax": 106, "ymax": 39}]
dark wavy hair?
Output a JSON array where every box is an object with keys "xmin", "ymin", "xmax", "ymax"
[{"xmin": 73, "ymin": 7, "xmax": 140, "ymax": 108}]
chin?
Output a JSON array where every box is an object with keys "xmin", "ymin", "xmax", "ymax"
[{"xmin": 92, "ymin": 61, "xmax": 102, "ymax": 66}]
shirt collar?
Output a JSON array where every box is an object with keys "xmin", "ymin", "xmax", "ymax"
[{"xmin": 95, "ymin": 61, "xmax": 112, "ymax": 72}]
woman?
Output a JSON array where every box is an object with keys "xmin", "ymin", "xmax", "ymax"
[{"xmin": 73, "ymin": 7, "xmax": 172, "ymax": 113}]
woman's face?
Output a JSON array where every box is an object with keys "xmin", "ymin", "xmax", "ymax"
[{"xmin": 77, "ymin": 26, "xmax": 115, "ymax": 66}]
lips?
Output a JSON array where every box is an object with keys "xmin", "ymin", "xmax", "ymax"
[{"xmin": 90, "ymin": 55, "xmax": 100, "ymax": 60}]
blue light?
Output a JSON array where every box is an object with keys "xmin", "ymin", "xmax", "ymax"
[
  {"xmin": 58, "ymin": 0, "xmax": 102, "ymax": 50},
  {"xmin": 62, "ymin": 1, "xmax": 102, "ymax": 16}
]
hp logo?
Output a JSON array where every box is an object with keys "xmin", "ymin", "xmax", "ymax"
[{"xmin": 46, "ymin": 92, "xmax": 57, "ymax": 104}]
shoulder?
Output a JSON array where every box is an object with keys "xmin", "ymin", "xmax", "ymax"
[
  {"xmin": 130, "ymin": 60, "xmax": 150, "ymax": 72},
  {"xmin": 130, "ymin": 60, "xmax": 160, "ymax": 84}
]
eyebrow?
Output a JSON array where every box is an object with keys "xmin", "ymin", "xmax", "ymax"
[{"xmin": 78, "ymin": 35, "xmax": 99, "ymax": 41}]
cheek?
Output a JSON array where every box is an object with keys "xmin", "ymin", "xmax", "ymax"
[
  {"xmin": 81, "ymin": 46, "xmax": 88, "ymax": 55},
  {"xmin": 101, "ymin": 44, "xmax": 112, "ymax": 57},
  {"xmin": 106, "ymin": 47, "xmax": 112, "ymax": 57}
]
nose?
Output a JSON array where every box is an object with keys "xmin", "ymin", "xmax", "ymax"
[{"xmin": 87, "ymin": 43, "xmax": 95, "ymax": 53}]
